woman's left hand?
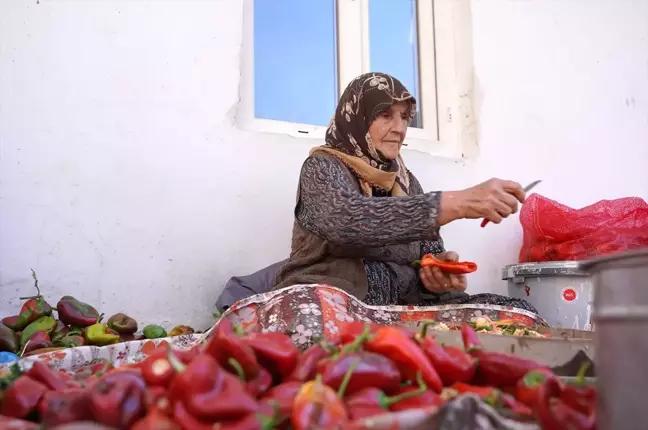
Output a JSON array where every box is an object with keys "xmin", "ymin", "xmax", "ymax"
[{"xmin": 419, "ymin": 251, "xmax": 468, "ymax": 294}]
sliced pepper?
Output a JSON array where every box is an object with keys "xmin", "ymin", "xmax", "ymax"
[
  {"xmin": 0, "ymin": 323, "xmax": 20, "ymax": 353},
  {"xmin": 107, "ymin": 313, "xmax": 138, "ymax": 334},
  {"xmin": 167, "ymin": 351, "xmax": 258, "ymax": 421},
  {"xmin": 204, "ymin": 317, "xmax": 260, "ymax": 379},
  {"xmin": 0, "ymin": 375, "xmax": 48, "ymax": 418},
  {"xmin": 317, "ymin": 351, "xmax": 401, "ymax": 396},
  {"xmin": 364, "ymin": 325, "xmax": 443, "ymax": 393},
  {"xmin": 242, "ymin": 332, "xmax": 299, "ymax": 378},
  {"xmin": 85, "ymin": 323, "xmax": 121, "ymax": 346},
  {"xmin": 416, "ymin": 253, "xmax": 478, "ymax": 274},
  {"xmin": 20, "ymin": 315, "xmax": 57, "ymax": 347},
  {"xmin": 56, "ymin": 295, "xmax": 101, "ymax": 327}
]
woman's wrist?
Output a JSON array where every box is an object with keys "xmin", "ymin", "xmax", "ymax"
[{"xmin": 439, "ymin": 191, "xmax": 466, "ymax": 225}]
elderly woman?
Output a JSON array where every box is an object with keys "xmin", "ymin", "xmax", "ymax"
[{"xmin": 273, "ymin": 72, "xmax": 536, "ymax": 313}]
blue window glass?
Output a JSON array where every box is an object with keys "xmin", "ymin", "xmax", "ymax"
[
  {"xmin": 369, "ymin": 0, "xmax": 422, "ymax": 128},
  {"xmin": 254, "ymin": 0, "xmax": 338, "ymax": 126}
]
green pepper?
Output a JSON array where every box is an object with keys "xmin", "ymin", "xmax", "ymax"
[
  {"xmin": 0, "ymin": 323, "xmax": 20, "ymax": 354},
  {"xmin": 85, "ymin": 323, "xmax": 120, "ymax": 346},
  {"xmin": 57, "ymin": 334, "xmax": 85, "ymax": 348},
  {"xmin": 56, "ymin": 296, "xmax": 101, "ymax": 327},
  {"xmin": 106, "ymin": 313, "xmax": 138, "ymax": 334},
  {"xmin": 143, "ymin": 325, "xmax": 167, "ymax": 339},
  {"xmin": 20, "ymin": 316, "xmax": 57, "ymax": 347}
]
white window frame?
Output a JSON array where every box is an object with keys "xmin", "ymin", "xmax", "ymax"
[{"xmin": 237, "ymin": 0, "xmax": 476, "ymax": 160}]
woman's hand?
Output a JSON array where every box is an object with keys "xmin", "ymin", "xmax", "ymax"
[
  {"xmin": 419, "ymin": 251, "xmax": 467, "ymax": 294},
  {"xmin": 439, "ymin": 178, "xmax": 526, "ymax": 225}
]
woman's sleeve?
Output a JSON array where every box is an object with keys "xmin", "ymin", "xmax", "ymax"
[
  {"xmin": 296, "ymin": 156, "xmax": 441, "ymax": 247},
  {"xmin": 407, "ymin": 172, "xmax": 447, "ymax": 258}
]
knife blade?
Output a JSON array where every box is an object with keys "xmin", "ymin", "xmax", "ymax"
[{"xmin": 480, "ymin": 180, "xmax": 542, "ymax": 228}]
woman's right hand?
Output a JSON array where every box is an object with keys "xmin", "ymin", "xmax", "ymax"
[{"xmin": 440, "ymin": 178, "xmax": 526, "ymax": 225}]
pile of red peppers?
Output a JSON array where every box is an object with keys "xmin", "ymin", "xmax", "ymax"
[{"xmin": 0, "ymin": 319, "xmax": 596, "ymax": 429}]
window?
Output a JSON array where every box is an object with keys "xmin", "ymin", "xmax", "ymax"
[{"xmin": 239, "ymin": 0, "xmax": 476, "ymax": 159}]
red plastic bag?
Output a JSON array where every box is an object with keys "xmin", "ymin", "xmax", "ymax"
[{"xmin": 519, "ymin": 194, "xmax": 648, "ymax": 263}]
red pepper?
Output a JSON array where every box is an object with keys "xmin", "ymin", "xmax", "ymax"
[
  {"xmin": 288, "ymin": 343, "xmax": 330, "ymax": 382},
  {"xmin": 245, "ymin": 367, "xmax": 273, "ymax": 398},
  {"xmin": 339, "ymin": 321, "xmax": 413, "ymax": 345},
  {"xmin": 461, "ymin": 323, "xmax": 482, "ymax": 354},
  {"xmin": 389, "ymin": 383, "xmax": 445, "ymax": 413},
  {"xmin": 261, "ymin": 381, "xmax": 303, "ymax": 418},
  {"xmin": 2, "ymin": 314, "xmax": 34, "ymax": 331},
  {"xmin": 475, "ymin": 351, "xmax": 549, "ymax": 387},
  {"xmin": 516, "ymin": 368, "xmax": 555, "ymax": 409},
  {"xmin": 364, "ymin": 325, "xmax": 443, "ymax": 393},
  {"xmin": 317, "ymin": 351, "xmax": 401, "ymax": 396},
  {"xmin": 560, "ymin": 362, "xmax": 596, "ymax": 415},
  {"xmin": 22, "ymin": 331, "xmax": 53, "ymax": 355},
  {"xmin": 141, "ymin": 355, "xmax": 175, "ymax": 387},
  {"xmin": 56, "ymin": 296, "xmax": 102, "ymax": 327},
  {"xmin": 450, "ymin": 382, "xmax": 502, "ymax": 408},
  {"xmin": 218, "ymin": 402, "xmax": 283, "ymax": 430},
  {"xmin": 417, "ymin": 253, "xmax": 478, "ymax": 274},
  {"xmin": 26, "ymin": 360, "xmax": 67, "ymax": 391},
  {"xmin": 172, "ymin": 400, "xmax": 216, "ymax": 430},
  {"xmin": 89, "ymin": 376, "xmax": 146, "ymax": 428},
  {"xmin": 345, "ymin": 373, "xmax": 432, "ymax": 420},
  {"xmin": 501, "ymin": 393, "xmax": 534, "ymax": 417},
  {"xmin": 0, "ymin": 375, "xmax": 48, "ymax": 418},
  {"xmin": 132, "ymin": 407, "xmax": 180, "ymax": 430},
  {"xmin": 291, "ymin": 376, "xmax": 349, "ymax": 430},
  {"xmin": 415, "ymin": 322, "xmax": 476, "ymax": 386},
  {"xmin": 536, "ymin": 376, "xmax": 595, "ymax": 430},
  {"xmin": 167, "ymin": 351, "xmax": 258, "ymax": 421},
  {"xmin": 38, "ymin": 389, "xmax": 93, "ymax": 427},
  {"xmin": 204, "ymin": 317, "xmax": 260, "ymax": 379},
  {"xmin": 243, "ymin": 332, "xmax": 299, "ymax": 378}
]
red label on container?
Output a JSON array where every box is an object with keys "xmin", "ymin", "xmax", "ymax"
[{"xmin": 562, "ymin": 288, "xmax": 577, "ymax": 302}]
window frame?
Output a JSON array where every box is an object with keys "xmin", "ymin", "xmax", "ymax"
[{"xmin": 237, "ymin": 0, "xmax": 476, "ymax": 159}]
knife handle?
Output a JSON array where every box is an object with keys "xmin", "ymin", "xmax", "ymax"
[{"xmin": 480, "ymin": 219, "xmax": 490, "ymax": 228}]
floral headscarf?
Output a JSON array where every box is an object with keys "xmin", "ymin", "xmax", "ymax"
[{"xmin": 311, "ymin": 73, "xmax": 416, "ymax": 197}]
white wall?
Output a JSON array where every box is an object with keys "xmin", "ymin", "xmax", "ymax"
[{"xmin": 1, "ymin": 0, "xmax": 647, "ymax": 330}]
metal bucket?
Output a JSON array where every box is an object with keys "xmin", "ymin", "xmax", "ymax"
[
  {"xmin": 502, "ymin": 262, "xmax": 593, "ymax": 329},
  {"xmin": 580, "ymin": 248, "xmax": 648, "ymax": 430}
]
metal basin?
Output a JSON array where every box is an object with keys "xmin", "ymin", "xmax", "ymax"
[{"xmin": 580, "ymin": 248, "xmax": 648, "ymax": 430}]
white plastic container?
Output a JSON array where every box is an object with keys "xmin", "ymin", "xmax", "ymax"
[{"xmin": 502, "ymin": 262, "xmax": 594, "ymax": 330}]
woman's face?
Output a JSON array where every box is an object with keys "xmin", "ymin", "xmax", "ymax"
[{"xmin": 368, "ymin": 101, "xmax": 411, "ymax": 161}]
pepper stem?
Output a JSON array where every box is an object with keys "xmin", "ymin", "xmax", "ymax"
[
  {"xmin": 96, "ymin": 313, "xmax": 104, "ymax": 324},
  {"xmin": 19, "ymin": 269, "xmax": 42, "ymax": 300},
  {"xmin": 383, "ymin": 371, "xmax": 428, "ymax": 407},
  {"xmin": 233, "ymin": 324, "xmax": 245, "ymax": 337},
  {"xmin": 336, "ymin": 358, "xmax": 359, "ymax": 398},
  {"xmin": 166, "ymin": 347, "xmax": 187, "ymax": 373},
  {"xmin": 412, "ymin": 260, "xmax": 422, "ymax": 267},
  {"xmin": 227, "ymin": 358, "xmax": 246, "ymax": 381},
  {"xmin": 575, "ymin": 361, "xmax": 591, "ymax": 385},
  {"xmin": 340, "ymin": 325, "xmax": 371, "ymax": 355},
  {"xmin": 417, "ymin": 321, "xmax": 437, "ymax": 339}
]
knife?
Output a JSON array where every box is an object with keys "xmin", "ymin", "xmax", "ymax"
[{"xmin": 480, "ymin": 180, "xmax": 542, "ymax": 228}]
